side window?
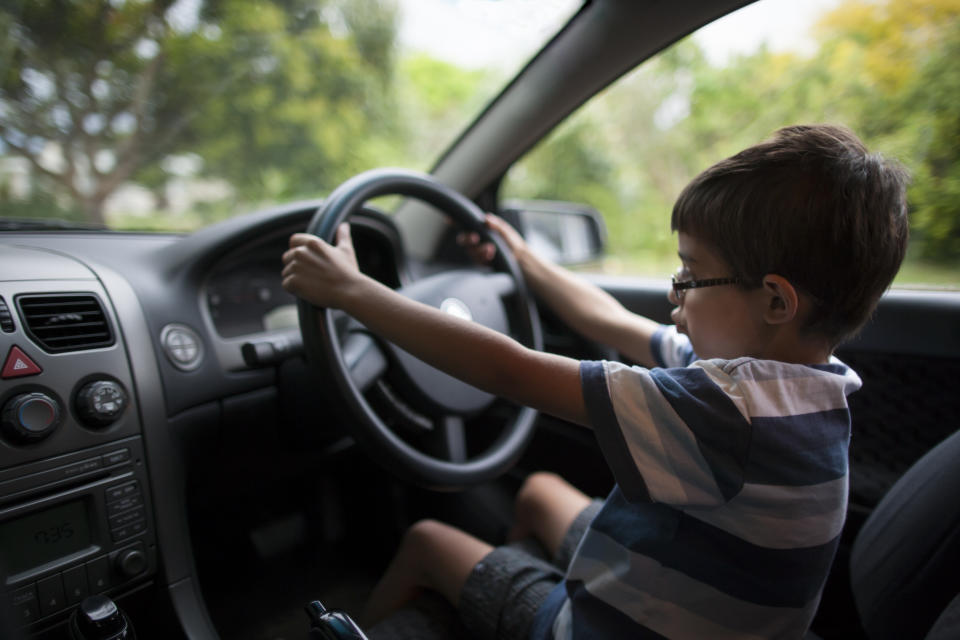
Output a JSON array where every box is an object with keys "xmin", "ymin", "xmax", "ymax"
[{"xmin": 502, "ymin": 0, "xmax": 960, "ymax": 289}]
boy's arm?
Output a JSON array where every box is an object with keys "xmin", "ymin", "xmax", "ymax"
[
  {"xmin": 484, "ymin": 215, "xmax": 662, "ymax": 368},
  {"xmin": 281, "ymin": 226, "xmax": 590, "ymax": 427}
]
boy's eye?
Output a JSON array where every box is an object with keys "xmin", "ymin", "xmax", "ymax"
[{"xmin": 676, "ymin": 265, "xmax": 692, "ymax": 281}]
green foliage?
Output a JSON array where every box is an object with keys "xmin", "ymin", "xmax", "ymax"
[
  {"xmin": 394, "ymin": 54, "xmax": 498, "ymax": 169},
  {"xmin": 0, "ymin": 0, "xmax": 401, "ymax": 220},
  {"xmin": 809, "ymin": 0, "xmax": 960, "ymax": 264},
  {"xmin": 0, "ymin": 186, "xmax": 87, "ymax": 224},
  {"xmin": 158, "ymin": 0, "xmax": 401, "ymax": 203},
  {"xmin": 896, "ymin": 21, "xmax": 960, "ymax": 261},
  {"xmin": 504, "ymin": 0, "xmax": 960, "ymax": 283}
]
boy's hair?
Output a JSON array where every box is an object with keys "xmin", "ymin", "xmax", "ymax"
[{"xmin": 671, "ymin": 124, "xmax": 910, "ymax": 346}]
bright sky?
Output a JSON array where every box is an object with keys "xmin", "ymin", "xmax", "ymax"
[
  {"xmin": 396, "ymin": 0, "xmax": 582, "ymax": 69},
  {"xmin": 695, "ymin": 0, "xmax": 842, "ymax": 65},
  {"xmin": 396, "ymin": 0, "xmax": 843, "ymax": 69}
]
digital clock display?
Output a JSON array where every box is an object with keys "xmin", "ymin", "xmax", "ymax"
[{"xmin": 0, "ymin": 500, "xmax": 92, "ymax": 577}]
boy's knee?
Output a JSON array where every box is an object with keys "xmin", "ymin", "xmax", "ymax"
[
  {"xmin": 516, "ymin": 472, "xmax": 566, "ymax": 514},
  {"xmin": 403, "ymin": 518, "xmax": 451, "ymax": 552}
]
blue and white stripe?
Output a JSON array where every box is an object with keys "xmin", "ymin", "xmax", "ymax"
[{"xmin": 532, "ymin": 326, "xmax": 861, "ymax": 639}]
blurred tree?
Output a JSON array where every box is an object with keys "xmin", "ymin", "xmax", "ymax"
[
  {"xmin": 900, "ymin": 21, "xmax": 960, "ymax": 261},
  {"xmin": 504, "ymin": 0, "xmax": 959, "ymax": 277},
  {"xmin": 394, "ymin": 53, "xmax": 494, "ymax": 169},
  {"xmin": 0, "ymin": 0, "xmax": 399, "ymax": 224},
  {"xmin": 813, "ymin": 0, "xmax": 960, "ymax": 262}
]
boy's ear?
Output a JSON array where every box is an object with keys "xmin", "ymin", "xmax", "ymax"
[{"xmin": 760, "ymin": 274, "xmax": 799, "ymax": 325}]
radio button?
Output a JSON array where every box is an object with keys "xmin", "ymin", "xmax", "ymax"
[
  {"xmin": 102, "ymin": 448, "xmax": 131, "ymax": 466},
  {"xmin": 62, "ymin": 565, "xmax": 90, "ymax": 605},
  {"xmin": 109, "ymin": 507, "xmax": 144, "ymax": 529},
  {"xmin": 104, "ymin": 481, "xmax": 138, "ymax": 503},
  {"xmin": 10, "ymin": 584, "xmax": 39, "ymax": 626},
  {"xmin": 106, "ymin": 494, "xmax": 142, "ymax": 517},
  {"xmin": 63, "ymin": 457, "xmax": 103, "ymax": 479},
  {"xmin": 86, "ymin": 556, "xmax": 111, "ymax": 592},
  {"xmin": 111, "ymin": 518, "xmax": 146, "ymax": 542},
  {"xmin": 37, "ymin": 574, "xmax": 66, "ymax": 616}
]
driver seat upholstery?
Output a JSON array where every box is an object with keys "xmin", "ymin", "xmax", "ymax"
[{"xmin": 848, "ymin": 426, "xmax": 960, "ymax": 639}]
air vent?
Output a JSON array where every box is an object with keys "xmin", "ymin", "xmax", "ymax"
[
  {"xmin": 16, "ymin": 293, "xmax": 114, "ymax": 353},
  {"xmin": 0, "ymin": 297, "xmax": 14, "ymax": 332}
]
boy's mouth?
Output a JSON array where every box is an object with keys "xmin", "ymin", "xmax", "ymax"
[{"xmin": 671, "ymin": 308, "xmax": 686, "ymax": 334}]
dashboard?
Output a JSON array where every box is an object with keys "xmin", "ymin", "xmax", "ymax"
[
  {"xmin": 0, "ymin": 203, "xmax": 407, "ymax": 637},
  {"xmin": 204, "ymin": 208, "xmax": 404, "ymax": 340}
]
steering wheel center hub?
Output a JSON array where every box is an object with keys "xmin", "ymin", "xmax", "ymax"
[{"xmin": 440, "ymin": 297, "xmax": 472, "ymax": 321}]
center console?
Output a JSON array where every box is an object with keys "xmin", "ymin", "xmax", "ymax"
[{"xmin": 0, "ymin": 247, "xmax": 156, "ymax": 636}]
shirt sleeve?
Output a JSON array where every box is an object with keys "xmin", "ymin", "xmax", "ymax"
[
  {"xmin": 650, "ymin": 324, "xmax": 697, "ymax": 368},
  {"xmin": 581, "ymin": 359, "xmax": 752, "ymax": 507}
]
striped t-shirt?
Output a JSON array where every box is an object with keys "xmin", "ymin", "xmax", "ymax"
[{"xmin": 530, "ymin": 325, "xmax": 862, "ymax": 639}]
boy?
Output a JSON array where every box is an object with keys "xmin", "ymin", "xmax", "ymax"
[{"xmin": 281, "ymin": 125, "xmax": 909, "ymax": 639}]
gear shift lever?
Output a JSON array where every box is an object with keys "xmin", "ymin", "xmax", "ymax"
[
  {"xmin": 68, "ymin": 595, "xmax": 136, "ymax": 640},
  {"xmin": 305, "ymin": 600, "xmax": 368, "ymax": 639}
]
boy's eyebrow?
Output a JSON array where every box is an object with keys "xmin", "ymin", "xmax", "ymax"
[{"xmin": 677, "ymin": 251, "xmax": 696, "ymax": 263}]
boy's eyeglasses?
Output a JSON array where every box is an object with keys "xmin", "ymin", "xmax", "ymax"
[{"xmin": 671, "ymin": 275, "xmax": 742, "ymax": 303}]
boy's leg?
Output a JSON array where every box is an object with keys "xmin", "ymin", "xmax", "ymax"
[
  {"xmin": 362, "ymin": 519, "xmax": 492, "ymax": 627},
  {"xmin": 508, "ymin": 472, "xmax": 591, "ymax": 559}
]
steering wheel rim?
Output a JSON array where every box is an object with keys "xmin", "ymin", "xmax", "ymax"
[{"xmin": 298, "ymin": 168, "xmax": 543, "ymax": 489}]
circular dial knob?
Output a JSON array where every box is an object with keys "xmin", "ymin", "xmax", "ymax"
[
  {"xmin": 1, "ymin": 391, "xmax": 62, "ymax": 443},
  {"xmin": 115, "ymin": 548, "xmax": 147, "ymax": 579},
  {"xmin": 75, "ymin": 380, "xmax": 128, "ymax": 428}
]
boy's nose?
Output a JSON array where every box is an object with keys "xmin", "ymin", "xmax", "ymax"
[{"xmin": 667, "ymin": 285, "xmax": 680, "ymax": 306}]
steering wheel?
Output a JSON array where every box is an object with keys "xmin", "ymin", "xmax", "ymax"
[{"xmin": 297, "ymin": 168, "xmax": 543, "ymax": 489}]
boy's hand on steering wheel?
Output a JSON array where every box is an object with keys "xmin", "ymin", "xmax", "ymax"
[{"xmin": 456, "ymin": 214, "xmax": 530, "ymax": 264}]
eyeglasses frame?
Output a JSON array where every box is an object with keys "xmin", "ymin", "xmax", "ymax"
[{"xmin": 671, "ymin": 275, "xmax": 743, "ymax": 302}]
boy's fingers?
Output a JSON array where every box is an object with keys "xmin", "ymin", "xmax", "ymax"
[
  {"xmin": 456, "ymin": 231, "xmax": 481, "ymax": 247},
  {"xmin": 485, "ymin": 214, "xmax": 507, "ymax": 232},
  {"xmin": 289, "ymin": 232, "xmax": 314, "ymax": 248},
  {"xmin": 485, "ymin": 214, "xmax": 515, "ymax": 241},
  {"xmin": 335, "ymin": 223, "xmax": 353, "ymax": 249}
]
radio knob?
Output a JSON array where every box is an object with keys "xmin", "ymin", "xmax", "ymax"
[
  {"xmin": 75, "ymin": 380, "xmax": 128, "ymax": 428},
  {"xmin": 1, "ymin": 391, "xmax": 62, "ymax": 443},
  {"xmin": 115, "ymin": 548, "xmax": 147, "ymax": 579}
]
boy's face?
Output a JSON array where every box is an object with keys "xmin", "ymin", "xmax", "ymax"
[{"xmin": 668, "ymin": 232, "xmax": 768, "ymax": 360}]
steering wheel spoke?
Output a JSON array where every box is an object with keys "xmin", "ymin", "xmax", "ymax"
[
  {"xmin": 437, "ymin": 415, "xmax": 467, "ymax": 463},
  {"xmin": 341, "ymin": 329, "xmax": 388, "ymax": 393},
  {"xmin": 484, "ymin": 272, "xmax": 517, "ymax": 298}
]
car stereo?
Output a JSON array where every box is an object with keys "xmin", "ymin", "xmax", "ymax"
[{"xmin": 0, "ymin": 435, "xmax": 156, "ymax": 630}]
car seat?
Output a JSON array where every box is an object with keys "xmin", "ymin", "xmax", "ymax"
[{"xmin": 848, "ymin": 427, "xmax": 960, "ymax": 639}]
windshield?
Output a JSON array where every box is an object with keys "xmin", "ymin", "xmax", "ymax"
[
  {"xmin": 0, "ymin": 0, "xmax": 581, "ymax": 231},
  {"xmin": 2, "ymin": 1, "xmax": 957, "ymax": 290}
]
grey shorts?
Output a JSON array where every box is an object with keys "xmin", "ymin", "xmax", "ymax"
[
  {"xmin": 458, "ymin": 499, "xmax": 602, "ymax": 640},
  {"xmin": 367, "ymin": 499, "xmax": 601, "ymax": 640}
]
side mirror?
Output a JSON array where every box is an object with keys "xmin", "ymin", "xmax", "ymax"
[{"xmin": 502, "ymin": 200, "xmax": 606, "ymax": 266}]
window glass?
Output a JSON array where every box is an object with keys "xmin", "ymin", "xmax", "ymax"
[
  {"xmin": 502, "ymin": 0, "xmax": 960, "ymax": 289},
  {"xmin": 0, "ymin": 0, "xmax": 581, "ymax": 231}
]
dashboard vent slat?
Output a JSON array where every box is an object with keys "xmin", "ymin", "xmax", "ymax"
[
  {"xmin": 0, "ymin": 296, "xmax": 14, "ymax": 332},
  {"xmin": 16, "ymin": 294, "xmax": 115, "ymax": 353}
]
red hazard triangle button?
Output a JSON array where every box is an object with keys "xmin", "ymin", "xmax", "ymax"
[{"xmin": 2, "ymin": 345, "xmax": 43, "ymax": 379}]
